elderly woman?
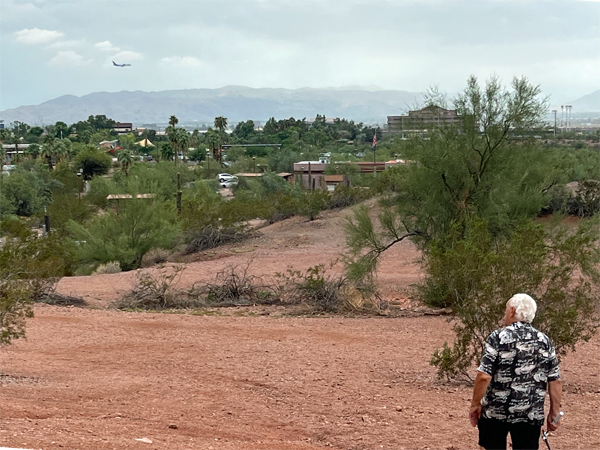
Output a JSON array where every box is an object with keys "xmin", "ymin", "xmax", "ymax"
[{"xmin": 469, "ymin": 294, "xmax": 563, "ymax": 450}]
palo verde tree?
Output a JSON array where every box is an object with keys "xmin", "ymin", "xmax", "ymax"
[{"xmin": 344, "ymin": 75, "xmax": 599, "ymax": 380}]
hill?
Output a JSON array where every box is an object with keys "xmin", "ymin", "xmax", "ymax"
[
  {"xmin": 567, "ymin": 90, "xmax": 600, "ymax": 112},
  {"xmin": 0, "ymin": 86, "xmax": 424, "ymax": 126}
]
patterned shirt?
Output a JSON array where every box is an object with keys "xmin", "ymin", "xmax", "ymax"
[{"xmin": 478, "ymin": 321, "xmax": 561, "ymax": 426}]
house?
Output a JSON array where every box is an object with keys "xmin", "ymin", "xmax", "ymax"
[
  {"xmin": 113, "ymin": 122, "xmax": 133, "ymax": 135},
  {"xmin": 99, "ymin": 140, "xmax": 118, "ymax": 150}
]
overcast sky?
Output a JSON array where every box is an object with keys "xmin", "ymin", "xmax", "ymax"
[{"xmin": 1, "ymin": 0, "xmax": 598, "ymax": 111}]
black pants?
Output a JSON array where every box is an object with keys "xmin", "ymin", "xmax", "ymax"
[{"xmin": 478, "ymin": 417, "xmax": 542, "ymax": 450}]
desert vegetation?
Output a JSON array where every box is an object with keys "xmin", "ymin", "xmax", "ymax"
[{"xmin": 0, "ymin": 76, "xmax": 598, "ymax": 390}]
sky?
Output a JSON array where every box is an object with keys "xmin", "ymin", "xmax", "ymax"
[{"xmin": 0, "ymin": 0, "xmax": 598, "ymax": 111}]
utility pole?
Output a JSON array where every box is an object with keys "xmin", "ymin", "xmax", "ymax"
[{"xmin": 552, "ymin": 110, "xmax": 557, "ymax": 137}]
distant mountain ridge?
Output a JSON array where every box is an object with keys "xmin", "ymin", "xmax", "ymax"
[
  {"xmin": 567, "ymin": 90, "xmax": 600, "ymax": 112},
  {"xmin": 0, "ymin": 86, "xmax": 425, "ymax": 126}
]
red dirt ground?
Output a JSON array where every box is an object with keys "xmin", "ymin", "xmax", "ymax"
[{"xmin": 1, "ymin": 206, "xmax": 598, "ymax": 450}]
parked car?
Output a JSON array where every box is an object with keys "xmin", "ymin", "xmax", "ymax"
[
  {"xmin": 220, "ymin": 179, "xmax": 238, "ymax": 188},
  {"xmin": 218, "ymin": 173, "xmax": 236, "ymax": 183}
]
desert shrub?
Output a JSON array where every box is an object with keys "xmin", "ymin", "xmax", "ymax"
[
  {"xmin": 46, "ymin": 193, "xmax": 96, "ymax": 233},
  {"xmin": 426, "ymin": 218, "xmax": 600, "ymax": 381},
  {"xmin": 0, "ymin": 170, "xmax": 56, "ymax": 217},
  {"xmin": 185, "ymin": 225, "xmax": 248, "ymax": 254},
  {"xmin": 181, "ymin": 182, "xmax": 252, "ymax": 253},
  {"xmin": 541, "ymin": 184, "xmax": 572, "ymax": 215},
  {"xmin": 68, "ymin": 195, "xmax": 179, "ymax": 271},
  {"xmin": 140, "ymin": 248, "xmax": 170, "ymax": 268},
  {"xmin": 86, "ymin": 176, "xmax": 115, "ymax": 208},
  {"xmin": 0, "ymin": 231, "xmax": 78, "ymax": 345},
  {"xmin": 114, "ymin": 265, "xmax": 203, "ymax": 310},
  {"xmin": 296, "ymin": 190, "xmax": 329, "ymax": 221},
  {"xmin": 255, "ymin": 192, "xmax": 299, "ymax": 224},
  {"xmin": 0, "ymin": 277, "xmax": 32, "ymax": 346},
  {"xmin": 569, "ymin": 180, "xmax": 600, "ymax": 217},
  {"xmin": 277, "ymin": 264, "xmax": 383, "ymax": 313},
  {"xmin": 92, "ymin": 261, "xmax": 122, "ymax": 275},
  {"xmin": 198, "ymin": 262, "xmax": 279, "ymax": 305},
  {"xmin": 328, "ymin": 185, "xmax": 372, "ymax": 209}
]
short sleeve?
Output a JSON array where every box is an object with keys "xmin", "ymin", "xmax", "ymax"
[
  {"xmin": 547, "ymin": 341, "xmax": 561, "ymax": 381},
  {"xmin": 478, "ymin": 331, "xmax": 499, "ymax": 376}
]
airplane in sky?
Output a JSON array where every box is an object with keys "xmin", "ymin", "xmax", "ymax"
[{"xmin": 112, "ymin": 61, "xmax": 131, "ymax": 67}]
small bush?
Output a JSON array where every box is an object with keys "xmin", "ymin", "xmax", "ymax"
[
  {"xmin": 92, "ymin": 261, "xmax": 122, "ymax": 275},
  {"xmin": 569, "ymin": 180, "xmax": 600, "ymax": 217},
  {"xmin": 184, "ymin": 225, "xmax": 249, "ymax": 254},
  {"xmin": 114, "ymin": 265, "xmax": 203, "ymax": 310},
  {"xmin": 328, "ymin": 185, "xmax": 372, "ymax": 209},
  {"xmin": 277, "ymin": 264, "xmax": 384, "ymax": 313},
  {"xmin": 197, "ymin": 262, "xmax": 279, "ymax": 305}
]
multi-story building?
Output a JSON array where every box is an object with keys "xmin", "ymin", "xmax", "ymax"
[{"xmin": 387, "ymin": 106, "xmax": 461, "ymax": 135}]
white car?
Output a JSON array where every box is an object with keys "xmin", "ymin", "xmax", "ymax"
[
  {"xmin": 218, "ymin": 173, "xmax": 236, "ymax": 183},
  {"xmin": 218, "ymin": 173, "xmax": 238, "ymax": 187}
]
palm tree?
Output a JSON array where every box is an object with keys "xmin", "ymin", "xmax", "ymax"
[
  {"xmin": 205, "ymin": 128, "xmax": 221, "ymax": 164},
  {"xmin": 41, "ymin": 135, "xmax": 56, "ymax": 170},
  {"xmin": 166, "ymin": 125, "xmax": 179, "ymax": 163},
  {"xmin": 176, "ymin": 128, "xmax": 190, "ymax": 163},
  {"xmin": 213, "ymin": 117, "xmax": 228, "ymax": 164},
  {"xmin": 160, "ymin": 143, "xmax": 174, "ymax": 161},
  {"xmin": 116, "ymin": 149, "xmax": 134, "ymax": 176},
  {"xmin": 24, "ymin": 143, "xmax": 41, "ymax": 160},
  {"xmin": 214, "ymin": 116, "xmax": 227, "ymax": 132},
  {"xmin": 169, "ymin": 115, "xmax": 179, "ymax": 129}
]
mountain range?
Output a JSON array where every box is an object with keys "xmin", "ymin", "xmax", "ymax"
[
  {"xmin": 0, "ymin": 86, "xmax": 425, "ymax": 126},
  {"xmin": 1, "ymin": 87, "xmax": 598, "ymax": 127}
]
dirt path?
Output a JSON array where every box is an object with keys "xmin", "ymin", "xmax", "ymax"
[{"xmin": 1, "ymin": 206, "xmax": 599, "ymax": 449}]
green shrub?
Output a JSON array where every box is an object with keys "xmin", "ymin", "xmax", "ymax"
[
  {"xmin": 426, "ymin": 218, "xmax": 600, "ymax": 381},
  {"xmin": 328, "ymin": 185, "xmax": 372, "ymax": 209},
  {"xmin": 68, "ymin": 196, "xmax": 179, "ymax": 271},
  {"xmin": 296, "ymin": 190, "xmax": 329, "ymax": 221},
  {"xmin": 277, "ymin": 264, "xmax": 383, "ymax": 313}
]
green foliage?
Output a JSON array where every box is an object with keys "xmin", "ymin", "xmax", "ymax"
[
  {"xmin": 68, "ymin": 196, "xmax": 179, "ymax": 271},
  {"xmin": 46, "ymin": 193, "xmax": 95, "ymax": 233},
  {"xmin": 570, "ymin": 180, "xmax": 600, "ymax": 217},
  {"xmin": 0, "ymin": 169, "xmax": 55, "ymax": 216},
  {"xmin": 0, "ymin": 232, "xmax": 77, "ymax": 343},
  {"xmin": 427, "ymin": 218, "xmax": 600, "ymax": 380},
  {"xmin": 276, "ymin": 264, "xmax": 382, "ymax": 313},
  {"xmin": 181, "ymin": 181, "xmax": 251, "ymax": 253},
  {"xmin": 73, "ymin": 147, "xmax": 112, "ymax": 180},
  {"xmin": 328, "ymin": 185, "xmax": 372, "ymax": 209},
  {"xmin": 296, "ymin": 189, "xmax": 329, "ymax": 221},
  {"xmin": 0, "ymin": 275, "xmax": 32, "ymax": 346}
]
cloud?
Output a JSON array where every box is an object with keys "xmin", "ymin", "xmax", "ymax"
[
  {"xmin": 49, "ymin": 50, "xmax": 92, "ymax": 67},
  {"xmin": 112, "ymin": 50, "xmax": 143, "ymax": 61},
  {"xmin": 95, "ymin": 40, "xmax": 120, "ymax": 52},
  {"xmin": 15, "ymin": 28, "xmax": 64, "ymax": 44},
  {"xmin": 160, "ymin": 56, "xmax": 203, "ymax": 68}
]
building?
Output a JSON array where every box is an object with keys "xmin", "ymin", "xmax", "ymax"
[
  {"xmin": 387, "ymin": 106, "xmax": 461, "ymax": 135},
  {"xmin": 113, "ymin": 123, "xmax": 133, "ymax": 135}
]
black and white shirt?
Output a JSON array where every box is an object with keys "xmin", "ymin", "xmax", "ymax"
[{"xmin": 478, "ymin": 321, "xmax": 561, "ymax": 426}]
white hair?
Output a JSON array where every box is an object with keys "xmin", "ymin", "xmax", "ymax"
[{"xmin": 508, "ymin": 293, "xmax": 537, "ymax": 323}]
